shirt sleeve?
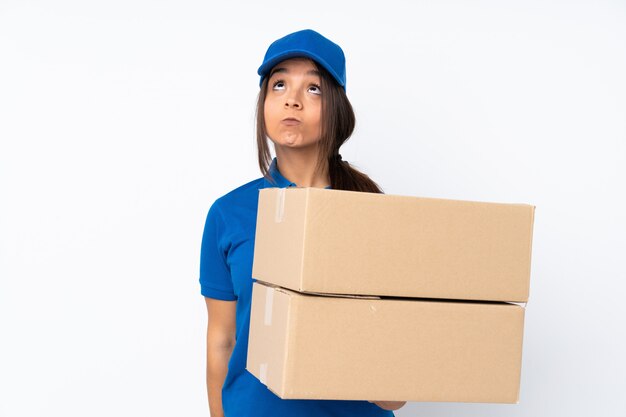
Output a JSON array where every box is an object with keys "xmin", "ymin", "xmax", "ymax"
[{"xmin": 199, "ymin": 200, "xmax": 237, "ymax": 301}]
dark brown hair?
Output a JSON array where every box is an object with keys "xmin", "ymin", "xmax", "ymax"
[{"xmin": 255, "ymin": 59, "xmax": 384, "ymax": 194}]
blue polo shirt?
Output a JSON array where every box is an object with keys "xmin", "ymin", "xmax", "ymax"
[{"xmin": 200, "ymin": 157, "xmax": 394, "ymax": 417}]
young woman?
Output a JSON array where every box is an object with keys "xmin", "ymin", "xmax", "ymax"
[{"xmin": 200, "ymin": 29, "xmax": 406, "ymax": 417}]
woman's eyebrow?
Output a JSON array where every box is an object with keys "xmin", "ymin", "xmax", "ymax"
[{"xmin": 269, "ymin": 67, "xmax": 287, "ymax": 78}]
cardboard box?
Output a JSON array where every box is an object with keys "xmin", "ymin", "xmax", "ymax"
[
  {"xmin": 247, "ymin": 281, "xmax": 525, "ymax": 403},
  {"xmin": 253, "ymin": 187, "xmax": 534, "ymax": 302}
]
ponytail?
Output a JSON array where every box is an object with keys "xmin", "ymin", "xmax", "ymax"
[{"xmin": 328, "ymin": 153, "xmax": 383, "ymax": 193}]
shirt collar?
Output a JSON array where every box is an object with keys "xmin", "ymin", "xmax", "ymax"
[{"xmin": 263, "ymin": 157, "xmax": 332, "ymax": 189}]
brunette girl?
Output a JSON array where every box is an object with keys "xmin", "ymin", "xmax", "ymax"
[{"xmin": 200, "ymin": 29, "xmax": 406, "ymax": 417}]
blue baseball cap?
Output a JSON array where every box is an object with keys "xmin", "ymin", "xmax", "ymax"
[{"xmin": 257, "ymin": 29, "xmax": 346, "ymax": 90}]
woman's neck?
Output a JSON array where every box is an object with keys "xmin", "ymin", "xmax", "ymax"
[{"xmin": 274, "ymin": 148, "xmax": 330, "ymax": 188}]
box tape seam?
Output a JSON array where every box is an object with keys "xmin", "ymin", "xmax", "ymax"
[
  {"xmin": 264, "ymin": 286, "xmax": 274, "ymax": 326},
  {"xmin": 275, "ymin": 188, "xmax": 285, "ymax": 223},
  {"xmin": 259, "ymin": 363, "xmax": 268, "ymax": 385}
]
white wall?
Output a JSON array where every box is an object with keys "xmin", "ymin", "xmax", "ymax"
[{"xmin": 1, "ymin": 1, "xmax": 624, "ymax": 415}]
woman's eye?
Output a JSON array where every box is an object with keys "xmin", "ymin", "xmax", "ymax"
[
  {"xmin": 308, "ymin": 84, "xmax": 321, "ymax": 95},
  {"xmin": 272, "ymin": 80, "xmax": 285, "ymax": 90}
]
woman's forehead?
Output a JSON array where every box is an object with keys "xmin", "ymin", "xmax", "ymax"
[{"xmin": 269, "ymin": 57, "xmax": 319, "ymax": 76}]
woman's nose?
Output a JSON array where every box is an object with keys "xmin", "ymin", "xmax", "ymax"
[{"xmin": 284, "ymin": 94, "xmax": 302, "ymax": 109}]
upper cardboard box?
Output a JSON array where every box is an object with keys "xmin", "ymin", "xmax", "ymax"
[{"xmin": 253, "ymin": 188, "xmax": 535, "ymax": 302}]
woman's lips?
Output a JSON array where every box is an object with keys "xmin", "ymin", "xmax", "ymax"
[{"xmin": 281, "ymin": 118, "xmax": 301, "ymax": 126}]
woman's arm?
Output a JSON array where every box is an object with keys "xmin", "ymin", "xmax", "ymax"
[{"xmin": 205, "ymin": 297, "xmax": 237, "ymax": 417}]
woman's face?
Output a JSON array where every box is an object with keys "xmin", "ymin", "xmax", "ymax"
[{"xmin": 264, "ymin": 58, "xmax": 322, "ymax": 151}]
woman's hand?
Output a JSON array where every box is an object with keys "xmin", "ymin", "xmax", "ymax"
[{"xmin": 369, "ymin": 400, "xmax": 407, "ymax": 411}]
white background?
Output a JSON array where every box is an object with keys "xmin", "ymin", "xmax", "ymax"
[{"xmin": 1, "ymin": 1, "xmax": 625, "ymax": 416}]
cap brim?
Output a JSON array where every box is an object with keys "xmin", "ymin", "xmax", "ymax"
[{"xmin": 257, "ymin": 49, "xmax": 345, "ymax": 88}]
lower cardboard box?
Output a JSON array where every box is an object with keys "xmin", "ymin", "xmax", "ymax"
[{"xmin": 247, "ymin": 281, "xmax": 525, "ymax": 403}]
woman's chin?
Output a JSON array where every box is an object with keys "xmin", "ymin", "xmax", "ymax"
[
  {"xmin": 275, "ymin": 139, "xmax": 304, "ymax": 149},
  {"xmin": 279, "ymin": 134, "xmax": 302, "ymax": 146},
  {"xmin": 270, "ymin": 136, "xmax": 320, "ymax": 151}
]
